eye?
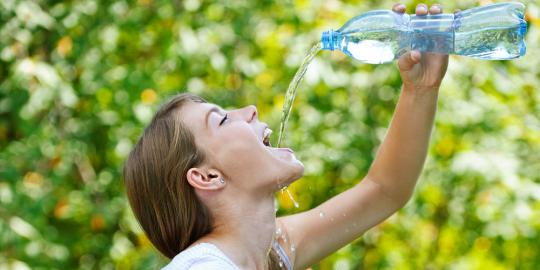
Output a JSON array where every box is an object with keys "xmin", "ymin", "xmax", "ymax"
[{"xmin": 219, "ymin": 114, "xmax": 228, "ymax": 126}]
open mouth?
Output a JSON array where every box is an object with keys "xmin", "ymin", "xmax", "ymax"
[
  {"xmin": 263, "ymin": 127, "xmax": 272, "ymax": 147},
  {"xmin": 261, "ymin": 127, "xmax": 294, "ymax": 156}
]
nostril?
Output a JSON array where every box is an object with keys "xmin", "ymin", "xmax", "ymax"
[{"xmin": 249, "ymin": 105, "xmax": 258, "ymax": 121}]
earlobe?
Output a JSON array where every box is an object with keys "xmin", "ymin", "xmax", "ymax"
[{"xmin": 186, "ymin": 167, "xmax": 225, "ymax": 191}]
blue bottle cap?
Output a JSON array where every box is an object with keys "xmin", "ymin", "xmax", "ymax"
[{"xmin": 519, "ymin": 20, "xmax": 527, "ymax": 38}]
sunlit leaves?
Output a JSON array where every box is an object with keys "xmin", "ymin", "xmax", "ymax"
[{"xmin": 1, "ymin": 0, "xmax": 539, "ymax": 269}]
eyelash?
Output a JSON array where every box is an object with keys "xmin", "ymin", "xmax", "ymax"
[{"xmin": 219, "ymin": 114, "xmax": 228, "ymax": 126}]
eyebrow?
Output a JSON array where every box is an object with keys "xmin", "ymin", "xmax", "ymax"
[{"xmin": 205, "ymin": 106, "xmax": 222, "ymax": 129}]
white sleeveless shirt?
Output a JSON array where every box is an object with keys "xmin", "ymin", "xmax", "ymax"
[{"xmin": 161, "ymin": 242, "xmax": 293, "ymax": 270}]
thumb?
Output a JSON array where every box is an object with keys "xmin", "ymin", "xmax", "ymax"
[{"xmin": 398, "ymin": 50, "xmax": 421, "ymax": 71}]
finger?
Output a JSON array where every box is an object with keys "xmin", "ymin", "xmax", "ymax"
[
  {"xmin": 429, "ymin": 4, "xmax": 442, "ymax": 14},
  {"xmin": 416, "ymin": 3, "xmax": 428, "ymax": 16},
  {"xmin": 392, "ymin": 3, "xmax": 406, "ymax": 13},
  {"xmin": 398, "ymin": 50, "xmax": 421, "ymax": 71}
]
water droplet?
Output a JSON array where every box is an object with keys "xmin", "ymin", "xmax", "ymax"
[
  {"xmin": 319, "ymin": 211, "xmax": 325, "ymax": 218},
  {"xmin": 279, "ymin": 261, "xmax": 284, "ymax": 267},
  {"xmin": 290, "ymin": 244, "xmax": 296, "ymax": 253},
  {"xmin": 276, "ymin": 227, "xmax": 282, "ymax": 236}
]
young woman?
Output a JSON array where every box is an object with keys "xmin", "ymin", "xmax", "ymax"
[{"xmin": 123, "ymin": 3, "xmax": 449, "ymax": 269}]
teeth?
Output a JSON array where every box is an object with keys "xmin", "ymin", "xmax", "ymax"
[{"xmin": 263, "ymin": 128, "xmax": 272, "ymax": 145}]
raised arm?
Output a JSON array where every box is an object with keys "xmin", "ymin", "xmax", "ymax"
[{"xmin": 276, "ymin": 3, "xmax": 450, "ymax": 269}]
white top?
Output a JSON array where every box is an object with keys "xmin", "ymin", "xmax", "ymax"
[
  {"xmin": 161, "ymin": 242, "xmax": 293, "ymax": 270},
  {"xmin": 161, "ymin": 243, "xmax": 239, "ymax": 270},
  {"xmin": 161, "ymin": 243, "xmax": 240, "ymax": 270}
]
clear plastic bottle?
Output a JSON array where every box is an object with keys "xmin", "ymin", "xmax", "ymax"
[{"xmin": 321, "ymin": 2, "xmax": 527, "ymax": 64}]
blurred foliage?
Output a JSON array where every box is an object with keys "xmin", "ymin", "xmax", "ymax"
[{"xmin": 1, "ymin": 0, "xmax": 539, "ymax": 269}]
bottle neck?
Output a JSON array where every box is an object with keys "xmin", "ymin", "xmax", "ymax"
[{"xmin": 321, "ymin": 30, "xmax": 342, "ymax": 51}]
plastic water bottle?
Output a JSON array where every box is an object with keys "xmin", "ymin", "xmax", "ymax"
[{"xmin": 321, "ymin": 2, "xmax": 527, "ymax": 64}]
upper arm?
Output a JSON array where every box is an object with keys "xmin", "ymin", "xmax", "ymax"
[{"xmin": 277, "ymin": 177, "xmax": 406, "ymax": 269}]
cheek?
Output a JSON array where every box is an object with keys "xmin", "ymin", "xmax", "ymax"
[{"xmin": 218, "ymin": 127, "xmax": 268, "ymax": 166}]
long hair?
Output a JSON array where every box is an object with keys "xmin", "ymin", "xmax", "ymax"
[{"xmin": 123, "ymin": 93, "xmax": 284, "ymax": 269}]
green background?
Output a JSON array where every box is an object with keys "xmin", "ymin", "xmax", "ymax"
[{"xmin": 1, "ymin": 0, "xmax": 539, "ymax": 269}]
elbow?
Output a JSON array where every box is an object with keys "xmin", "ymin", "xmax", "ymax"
[
  {"xmin": 384, "ymin": 182, "xmax": 415, "ymax": 211},
  {"xmin": 365, "ymin": 174, "xmax": 415, "ymax": 211},
  {"xmin": 391, "ymin": 190, "xmax": 414, "ymax": 210},
  {"xmin": 391, "ymin": 182, "xmax": 419, "ymax": 211}
]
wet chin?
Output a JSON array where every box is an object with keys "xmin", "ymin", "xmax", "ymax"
[
  {"xmin": 256, "ymin": 145, "xmax": 304, "ymax": 187},
  {"xmin": 287, "ymin": 161, "xmax": 304, "ymax": 184},
  {"xmin": 274, "ymin": 153, "xmax": 304, "ymax": 186}
]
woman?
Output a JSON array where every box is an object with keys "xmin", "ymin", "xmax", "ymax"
[{"xmin": 124, "ymin": 3, "xmax": 449, "ymax": 269}]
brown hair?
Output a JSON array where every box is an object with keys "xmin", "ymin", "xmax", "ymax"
[{"xmin": 123, "ymin": 93, "xmax": 284, "ymax": 269}]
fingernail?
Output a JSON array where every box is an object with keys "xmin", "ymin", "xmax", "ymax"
[
  {"xmin": 393, "ymin": 3, "xmax": 405, "ymax": 12},
  {"xmin": 417, "ymin": 5, "xmax": 427, "ymax": 12}
]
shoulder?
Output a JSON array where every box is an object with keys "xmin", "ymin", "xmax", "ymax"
[
  {"xmin": 161, "ymin": 243, "xmax": 239, "ymax": 270},
  {"xmin": 164, "ymin": 258, "xmax": 229, "ymax": 270}
]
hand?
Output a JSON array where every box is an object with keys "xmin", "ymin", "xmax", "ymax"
[{"xmin": 392, "ymin": 3, "xmax": 450, "ymax": 91}]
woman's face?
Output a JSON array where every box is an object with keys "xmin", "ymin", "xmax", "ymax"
[{"xmin": 180, "ymin": 101, "xmax": 304, "ymax": 192}]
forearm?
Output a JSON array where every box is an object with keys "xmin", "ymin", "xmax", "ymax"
[{"xmin": 366, "ymin": 84, "xmax": 439, "ymax": 205}]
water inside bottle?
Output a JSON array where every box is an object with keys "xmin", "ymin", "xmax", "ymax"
[
  {"xmin": 340, "ymin": 29, "xmax": 402, "ymax": 64},
  {"xmin": 455, "ymin": 25, "xmax": 523, "ymax": 59},
  {"xmin": 333, "ymin": 23, "xmax": 524, "ymax": 63},
  {"xmin": 411, "ymin": 30, "xmax": 454, "ymax": 54},
  {"xmin": 276, "ymin": 42, "xmax": 322, "ymax": 147}
]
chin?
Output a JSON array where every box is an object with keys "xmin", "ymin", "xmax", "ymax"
[
  {"xmin": 291, "ymin": 160, "xmax": 305, "ymax": 179},
  {"xmin": 260, "ymin": 143, "xmax": 305, "ymax": 187},
  {"xmin": 279, "ymin": 159, "xmax": 305, "ymax": 187}
]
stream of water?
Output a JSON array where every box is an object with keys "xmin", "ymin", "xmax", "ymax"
[{"xmin": 276, "ymin": 42, "xmax": 322, "ymax": 147}]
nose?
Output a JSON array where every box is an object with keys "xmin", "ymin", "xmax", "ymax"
[{"xmin": 244, "ymin": 105, "xmax": 258, "ymax": 122}]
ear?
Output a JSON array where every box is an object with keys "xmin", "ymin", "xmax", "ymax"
[{"xmin": 186, "ymin": 167, "xmax": 225, "ymax": 191}]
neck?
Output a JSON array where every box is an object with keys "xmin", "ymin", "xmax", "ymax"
[{"xmin": 201, "ymin": 188, "xmax": 277, "ymax": 270}]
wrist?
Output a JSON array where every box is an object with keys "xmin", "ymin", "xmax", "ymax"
[
  {"xmin": 401, "ymin": 84, "xmax": 439, "ymax": 102},
  {"xmin": 402, "ymin": 83, "xmax": 440, "ymax": 93}
]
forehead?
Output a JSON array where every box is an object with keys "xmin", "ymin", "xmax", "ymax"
[{"xmin": 178, "ymin": 101, "xmax": 221, "ymax": 133}]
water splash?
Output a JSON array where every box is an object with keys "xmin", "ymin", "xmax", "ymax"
[
  {"xmin": 285, "ymin": 188, "xmax": 299, "ymax": 208},
  {"xmin": 278, "ymin": 185, "xmax": 300, "ymax": 208},
  {"xmin": 276, "ymin": 42, "xmax": 322, "ymax": 147}
]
